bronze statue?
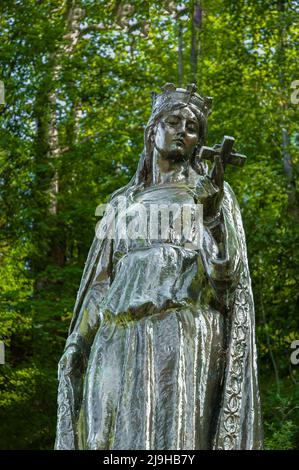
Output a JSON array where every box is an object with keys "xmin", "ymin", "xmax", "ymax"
[{"xmin": 55, "ymin": 83, "xmax": 263, "ymax": 450}]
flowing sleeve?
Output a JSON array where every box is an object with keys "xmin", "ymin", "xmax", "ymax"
[
  {"xmin": 197, "ymin": 178, "xmax": 243, "ymax": 309},
  {"xmin": 213, "ymin": 184, "xmax": 263, "ymax": 449},
  {"xmin": 55, "ymin": 207, "xmax": 114, "ymax": 450},
  {"xmin": 195, "ymin": 178, "xmax": 263, "ymax": 448}
]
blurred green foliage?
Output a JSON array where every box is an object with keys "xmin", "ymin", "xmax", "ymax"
[{"xmin": 0, "ymin": 0, "xmax": 298, "ymax": 449}]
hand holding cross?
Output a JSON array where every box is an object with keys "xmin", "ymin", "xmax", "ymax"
[
  {"xmin": 199, "ymin": 135, "xmax": 247, "ymax": 169},
  {"xmin": 196, "ymin": 136, "xmax": 247, "ymax": 221}
]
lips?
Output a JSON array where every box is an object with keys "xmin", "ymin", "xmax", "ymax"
[{"xmin": 174, "ymin": 138, "xmax": 185, "ymax": 146}]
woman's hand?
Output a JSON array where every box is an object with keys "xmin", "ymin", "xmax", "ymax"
[
  {"xmin": 195, "ymin": 154, "xmax": 224, "ymax": 222},
  {"xmin": 210, "ymin": 155, "xmax": 224, "ymax": 193},
  {"xmin": 206, "ymin": 155, "xmax": 224, "ymax": 219}
]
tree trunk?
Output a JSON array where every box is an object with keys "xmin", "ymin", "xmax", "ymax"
[
  {"xmin": 190, "ymin": 0, "xmax": 202, "ymax": 83},
  {"xmin": 33, "ymin": 1, "xmax": 85, "ymax": 268},
  {"xmin": 178, "ymin": 20, "xmax": 183, "ymax": 87},
  {"xmin": 277, "ymin": 0, "xmax": 297, "ymax": 213}
]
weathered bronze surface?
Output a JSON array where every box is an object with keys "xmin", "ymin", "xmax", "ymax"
[{"xmin": 55, "ymin": 84, "xmax": 263, "ymax": 450}]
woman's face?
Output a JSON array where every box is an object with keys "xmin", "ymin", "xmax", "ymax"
[{"xmin": 154, "ymin": 107, "xmax": 200, "ymax": 161}]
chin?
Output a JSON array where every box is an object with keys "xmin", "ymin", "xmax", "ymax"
[{"xmin": 168, "ymin": 151, "xmax": 188, "ymax": 161}]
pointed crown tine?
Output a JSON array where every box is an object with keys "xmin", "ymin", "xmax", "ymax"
[{"xmin": 150, "ymin": 83, "xmax": 212, "ymax": 119}]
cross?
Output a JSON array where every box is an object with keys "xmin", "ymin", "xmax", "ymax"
[{"xmin": 198, "ymin": 135, "xmax": 246, "ymax": 168}]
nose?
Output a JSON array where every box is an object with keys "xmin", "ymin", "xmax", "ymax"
[{"xmin": 176, "ymin": 120, "xmax": 187, "ymax": 136}]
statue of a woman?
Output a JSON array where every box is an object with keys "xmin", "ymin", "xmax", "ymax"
[{"xmin": 55, "ymin": 84, "xmax": 263, "ymax": 450}]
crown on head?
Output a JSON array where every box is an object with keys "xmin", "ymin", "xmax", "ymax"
[{"xmin": 150, "ymin": 83, "xmax": 212, "ymax": 121}]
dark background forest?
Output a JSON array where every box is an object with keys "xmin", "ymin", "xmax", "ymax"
[{"xmin": 0, "ymin": 0, "xmax": 298, "ymax": 450}]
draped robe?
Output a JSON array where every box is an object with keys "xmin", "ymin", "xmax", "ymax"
[{"xmin": 55, "ymin": 176, "xmax": 263, "ymax": 450}]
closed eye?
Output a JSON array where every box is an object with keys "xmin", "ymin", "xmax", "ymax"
[{"xmin": 165, "ymin": 118, "xmax": 180, "ymax": 125}]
